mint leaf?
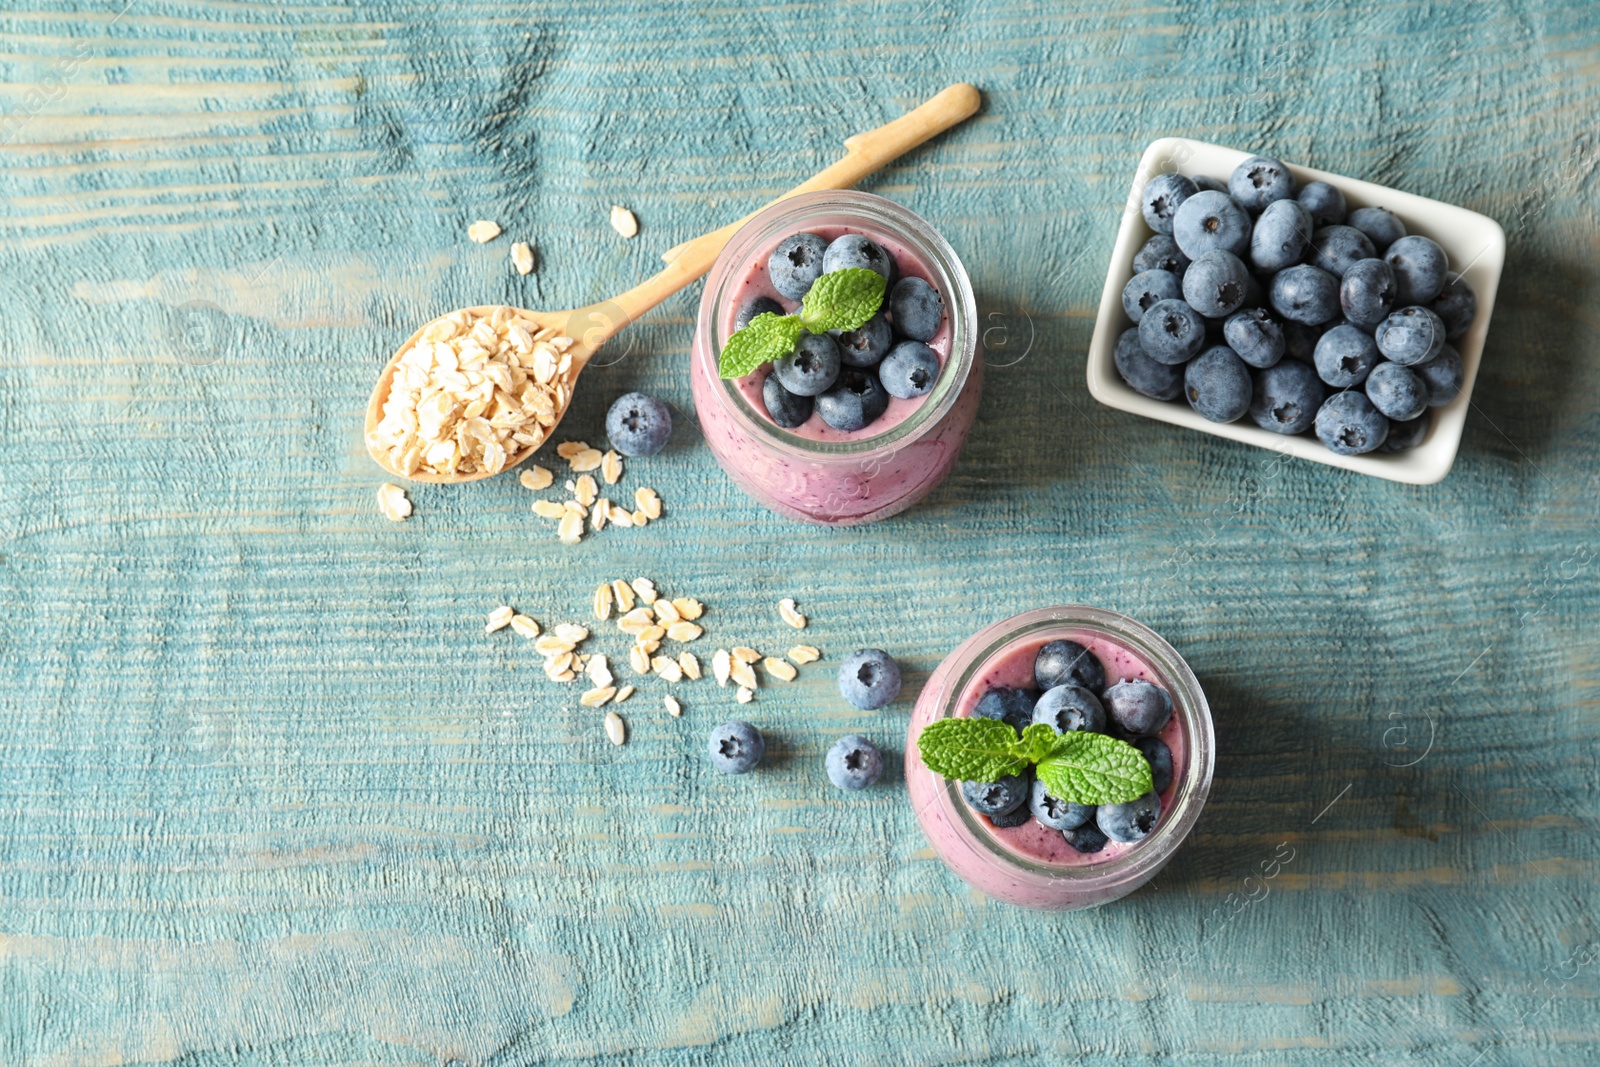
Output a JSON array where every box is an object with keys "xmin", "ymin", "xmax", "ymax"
[
  {"xmin": 718, "ymin": 313, "xmax": 802, "ymax": 379},
  {"xmin": 1008, "ymin": 722, "xmax": 1060, "ymax": 766},
  {"xmin": 917, "ymin": 717, "xmax": 1029, "ymax": 783},
  {"xmin": 1034, "ymin": 731, "xmax": 1154, "ymax": 806},
  {"xmin": 799, "ymin": 268, "xmax": 886, "ymax": 333}
]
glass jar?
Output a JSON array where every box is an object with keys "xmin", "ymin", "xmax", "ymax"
[
  {"xmin": 906, "ymin": 606, "xmax": 1215, "ymax": 910},
  {"xmin": 690, "ymin": 191, "xmax": 981, "ymax": 526}
]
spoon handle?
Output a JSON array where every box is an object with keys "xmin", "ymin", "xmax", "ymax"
[{"xmin": 601, "ymin": 83, "xmax": 982, "ymax": 330}]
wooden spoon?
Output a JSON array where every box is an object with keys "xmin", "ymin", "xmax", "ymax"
[{"xmin": 365, "ymin": 83, "xmax": 981, "ymax": 483}]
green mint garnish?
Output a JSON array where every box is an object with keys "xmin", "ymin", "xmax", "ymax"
[
  {"xmin": 798, "ymin": 267, "xmax": 887, "ymax": 333},
  {"xmin": 918, "ymin": 717, "xmax": 1155, "ymax": 807},
  {"xmin": 717, "ymin": 312, "xmax": 804, "ymax": 379}
]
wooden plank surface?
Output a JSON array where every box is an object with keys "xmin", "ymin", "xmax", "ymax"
[{"xmin": 1, "ymin": 1, "xmax": 1598, "ymax": 1063}]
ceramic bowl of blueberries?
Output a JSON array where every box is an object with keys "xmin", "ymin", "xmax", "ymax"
[{"xmin": 1086, "ymin": 138, "xmax": 1505, "ymax": 484}]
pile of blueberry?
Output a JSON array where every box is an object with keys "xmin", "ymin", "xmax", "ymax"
[
  {"xmin": 738, "ymin": 232, "xmax": 947, "ymax": 432},
  {"xmin": 962, "ymin": 641, "xmax": 1174, "ymax": 854},
  {"xmin": 1118, "ymin": 155, "xmax": 1478, "ymax": 455}
]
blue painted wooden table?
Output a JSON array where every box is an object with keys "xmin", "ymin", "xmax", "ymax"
[{"xmin": 2, "ymin": 2, "xmax": 1598, "ymax": 1063}]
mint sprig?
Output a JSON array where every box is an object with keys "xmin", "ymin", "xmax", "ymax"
[
  {"xmin": 717, "ymin": 312, "xmax": 804, "ymax": 379},
  {"xmin": 717, "ymin": 267, "xmax": 887, "ymax": 379},
  {"xmin": 918, "ymin": 717, "xmax": 1155, "ymax": 807}
]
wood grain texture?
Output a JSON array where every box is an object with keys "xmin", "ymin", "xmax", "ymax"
[{"xmin": 2, "ymin": 1, "xmax": 1598, "ymax": 1064}]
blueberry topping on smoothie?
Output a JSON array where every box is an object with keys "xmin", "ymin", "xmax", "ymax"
[
  {"xmin": 815, "ymin": 369, "xmax": 890, "ymax": 432},
  {"xmin": 1029, "ymin": 778, "xmax": 1095, "ymax": 831},
  {"xmin": 826, "ymin": 735, "xmax": 884, "ymax": 791},
  {"xmin": 961, "ymin": 774, "xmax": 1029, "ymax": 817},
  {"xmin": 835, "ymin": 312, "xmax": 893, "ymax": 368},
  {"xmin": 772, "ymin": 332, "xmax": 841, "ymax": 397},
  {"xmin": 1097, "ymin": 791, "xmax": 1163, "ymax": 844},
  {"xmin": 1104, "ymin": 679, "xmax": 1174, "ymax": 737},
  {"xmin": 879, "ymin": 341, "xmax": 941, "ymax": 399},
  {"xmin": 1134, "ymin": 737, "xmax": 1174, "ymax": 794},
  {"xmin": 987, "ymin": 802, "xmax": 1034, "ymax": 828},
  {"xmin": 605, "ymin": 392, "xmax": 673, "ymax": 456},
  {"xmin": 888, "ymin": 276, "xmax": 944, "ymax": 341},
  {"xmin": 838, "ymin": 648, "xmax": 901, "ymax": 710},
  {"xmin": 821, "ymin": 233, "xmax": 894, "ymax": 282},
  {"xmin": 1032, "ymin": 685, "xmax": 1107, "ymax": 735},
  {"xmin": 1034, "ymin": 639, "xmax": 1106, "ymax": 693},
  {"xmin": 973, "ymin": 686, "xmax": 1036, "ymax": 736},
  {"xmin": 708, "ymin": 720, "xmax": 764, "ymax": 775},
  {"xmin": 1063, "ymin": 824, "xmax": 1110, "ymax": 854},
  {"xmin": 762, "ymin": 375, "xmax": 813, "ymax": 429},
  {"xmin": 736, "ymin": 295, "xmax": 785, "ymax": 332},
  {"xmin": 767, "ymin": 232, "xmax": 828, "ymax": 300}
]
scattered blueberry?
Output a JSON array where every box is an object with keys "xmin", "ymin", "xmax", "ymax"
[
  {"xmin": 1035, "ymin": 639, "xmax": 1106, "ymax": 693},
  {"xmin": 1269, "ymin": 263, "xmax": 1341, "ymax": 325},
  {"xmin": 1379, "ymin": 414, "xmax": 1430, "ymax": 453},
  {"xmin": 736, "ymin": 295, "xmax": 785, "ymax": 332},
  {"xmin": 1182, "ymin": 250, "xmax": 1252, "ymax": 319},
  {"xmin": 1313, "ymin": 324, "xmax": 1381, "ymax": 387},
  {"xmin": 1133, "ymin": 233, "xmax": 1191, "ymax": 277},
  {"xmin": 815, "ymin": 369, "xmax": 890, "ymax": 432},
  {"xmin": 1297, "ymin": 180, "xmax": 1347, "ymax": 227},
  {"xmin": 1248, "ymin": 359, "xmax": 1324, "ymax": 434},
  {"xmin": 1141, "ymin": 172, "xmax": 1198, "ymax": 234},
  {"xmin": 605, "ymin": 392, "xmax": 673, "ymax": 456},
  {"xmin": 1385, "ymin": 234, "xmax": 1449, "ymax": 306},
  {"xmin": 837, "ymin": 648, "xmax": 901, "ymax": 709},
  {"xmin": 1339, "ymin": 257, "xmax": 1397, "ymax": 328},
  {"xmin": 772, "ymin": 332, "xmax": 841, "ymax": 397},
  {"xmin": 835, "ymin": 312, "xmax": 893, "ymax": 368},
  {"xmin": 1122, "ymin": 269, "xmax": 1185, "ymax": 324},
  {"xmin": 708, "ymin": 720, "xmax": 764, "ymax": 774},
  {"xmin": 1429, "ymin": 273, "xmax": 1478, "ymax": 340},
  {"xmin": 888, "ymin": 276, "xmax": 944, "ymax": 341},
  {"xmin": 1184, "ymin": 345, "xmax": 1253, "ymax": 423},
  {"xmin": 1032, "ymin": 685, "xmax": 1108, "ymax": 734},
  {"xmin": 1248, "ymin": 198, "xmax": 1313, "ymax": 274},
  {"xmin": 1347, "ymin": 205, "xmax": 1407, "ymax": 252},
  {"xmin": 1114, "ymin": 326, "xmax": 1185, "ymax": 400},
  {"xmin": 1029, "ymin": 778, "xmax": 1094, "ymax": 831},
  {"xmin": 1223, "ymin": 307, "xmax": 1286, "ymax": 368},
  {"xmin": 1414, "ymin": 344, "xmax": 1463, "ymax": 407},
  {"xmin": 825, "ymin": 734, "xmax": 884, "ymax": 791},
  {"xmin": 822, "ymin": 233, "xmax": 894, "ymax": 283},
  {"xmin": 1135, "ymin": 737, "xmax": 1175, "ymax": 795},
  {"xmin": 767, "ymin": 233, "xmax": 828, "ymax": 300},
  {"xmin": 973, "ymin": 686, "xmax": 1037, "ymax": 736},
  {"xmin": 1229, "ymin": 154, "xmax": 1296, "ymax": 212},
  {"xmin": 1172, "ymin": 190, "xmax": 1253, "ymax": 259},
  {"xmin": 762, "ymin": 375, "xmax": 813, "ymax": 429},
  {"xmin": 1063, "ymin": 823, "xmax": 1110, "ymax": 854},
  {"xmin": 1307, "ymin": 225, "xmax": 1376, "ymax": 278},
  {"xmin": 878, "ymin": 340, "xmax": 941, "ymax": 399},
  {"xmin": 1103, "ymin": 679, "xmax": 1173, "ymax": 737},
  {"xmin": 1365, "ymin": 360, "xmax": 1428, "ymax": 421},
  {"xmin": 1097, "ymin": 790, "xmax": 1163, "ymax": 844},
  {"xmin": 961, "ymin": 774, "xmax": 1028, "ymax": 817},
  {"xmin": 1374, "ymin": 306, "xmax": 1446, "ymax": 366},
  {"xmin": 1315, "ymin": 391, "xmax": 1390, "ymax": 455},
  {"xmin": 1137, "ymin": 298, "xmax": 1208, "ymax": 365}
]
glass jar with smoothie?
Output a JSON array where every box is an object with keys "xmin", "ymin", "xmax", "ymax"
[
  {"xmin": 906, "ymin": 606, "xmax": 1215, "ymax": 910},
  {"xmin": 690, "ymin": 191, "xmax": 980, "ymax": 525}
]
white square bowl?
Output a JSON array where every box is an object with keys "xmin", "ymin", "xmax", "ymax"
[{"xmin": 1086, "ymin": 138, "xmax": 1505, "ymax": 485}]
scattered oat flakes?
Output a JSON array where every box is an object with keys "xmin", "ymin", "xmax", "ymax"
[
  {"xmin": 666, "ymin": 622, "xmax": 703, "ymax": 643},
  {"xmin": 575, "ymin": 475, "xmax": 598, "ymax": 507},
  {"xmin": 732, "ymin": 646, "xmax": 761, "ymax": 665},
  {"xmin": 778, "ymin": 598, "xmax": 807, "ymax": 630},
  {"xmin": 763, "ymin": 657, "xmax": 798, "ymax": 682},
  {"xmin": 654, "ymin": 599, "xmax": 681, "ymax": 625},
  {"xmin": 672, "ymin": 598, "xmax": 703, "ymax": 621},
  {"xmin": 610, "ymin": 205, "xmax": 638, "ymax": 238},
  {"xmin": 712, "ymin": 649, "xmax": 732, "ymax": 687},
  {"xmin": 593, "ymin": 583, "xmax": 613, "ymax": 621},
  {"xmin": 510, "ymin": 614, "xmax": 541, "ymax": 639},
  {"xmin": 601, "ymin": 450, "xmax": 623, "ymax": 485},
  {"xmin": 613, "ymin": 685, "xmax": 635, "ymax": 704},
  {"xmin": 533, "ymin": 500, "xmax": 567, "ymax": 519},
  {"xmin": 788, "ymin": 645, "xmax": 821, "ymax": 665},
  {"xmin": 631, "ymin": 578, "xmax": 658, "ymax": 604},
  {"xmin": 587, "ymin": 654, "xmax": 613, "ymax": 688},
  {"xmin": 609, "ymin": 505, "xmax": 634, "ymax": 527},
  {"xmin": 554, "ymin": 623, "xmax": 589, "ymax": 643},
  {"xmin": 617, "ymin": 607, "xmax": 655, "ymax": 635},
  {"xmin": 557, "ymin": 511, "xmax": 584, "ymax": 544},
  {"xmin": 557, "ymin": 441, "xmax": 588, "ymax": 460},
  {"xmin": 612, "ymin": 579, "xmax": 636, "ymax": 612},
  {"xmin": 637, "ymin": 625, "xmax": 666, "ymax": 645},
  {"xmin": 663, "ymin": 694, "xmax": 682, "ymax": 717},
  {"xmin": 729, "ymin": 658, "xmax": 758, "ymax": 690},
  {"xmin": 486, "ymin": 605, "xmax": 515, "ymax": 633},
  {"xmin": 736, "ymin": 686, "xmax": 754, "ymax": 704},
  {"xmin": 468, "ymin": 219, "xmax": 502, "ymax": 243},
  {"xmin": 519, "ymin": 466, "xmax": 554, "ymax": 491},
  {"xmin": 636, "ymin": 637, "xmax": 661, "ymax": 655},
  {"xmin": 377, "ymin": 483, "xmax": 412, "ymax": 522},
  {"xmin": 581, "ymin": 685, "xmax": 616, "ymax": 708},
  {"xmin": 653, "ymin": 656, "xmax": 684, "ymax": 683},
  {"xmin": 631, "ymin": 509, "xmax": 650, "ymax": 526},
  {"xmin": 604, "ymin": 710, "xmax": 627, "ymax": 745},
  {"xmin": 629, "ymin": 644, "xmax": 651, "ymax": 675},
  {"xmin": 678, "ymin": 651, "xmax": 701, "ymax": 680},
  {"xmin": 510, "ymin": 241, "xmax": 535, "ymax": 275},
  {"xmin": 635, "ymin": 487, "xmax": 662, "ymax": 520},
  {"xmin": 535, "ymin": 634, "xmax": 574, "ymax": 657},
  {"xmin": 569, "ymin": 448, "xmax": 603, "ymax": 473},
  {"xmin": 591, "ymin": 503, "xmax": 609, "ymax": 532}
]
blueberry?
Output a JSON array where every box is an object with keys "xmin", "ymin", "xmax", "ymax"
[
  {"xmin": 708, "ymin": 720, "xmax": 764, "ymax": 774},
  {"xmin": 1339, "ymin": 257, "xmax": 1396, "ymax": 328},
  {"xmin": 1307, "ymin": 225, "xmax": 1376, "ymax": 278},
  {"xmin": 1141, "ymin": 172, "xmax": 1198, "ymax": 234},
  {"xmin": 961, "ymin": 774, "xmax": 1028, "ymax": 817},
  {"xmin": 825, "ymin": 734, "xmax": 883, "ymax": 791},
  {"xmin": 1184, "ymin": 345, "xmax": 1253, "ymax": 423},
  {"xmin": 1414, "ymin": 344, "xmax": 1463, "ymax": 407},
  {"xmin": 1374, "ymin": 306, "xmax": 1446, "ymax": 366},
  {"xmin": 1192, "ymin": 175, "xmax": 1229, "ymax": 194},
  {"xmin": 762, "ymin": 375, "xmax": 813, "ymax": 428},
  {"xmin": 1103, "ymin": 679, "xmax": 1173, "ymax": 737},
  {"xmin": 815, "ymin": 369, "xmax": 890, "ymax": 432},
  {"xmin": 1133, "ymin": 233, "xmax": 1191, "ymax": 277},
  {"xmin": 835, "ymin": 312, "xmax": 893, "ymax": 368},
  {"xmin": 838, "ymin": 648, "xmax": 901, "ymax": 710},
  {"xmin": 1248, "ymin": 359, "xmax": 1324, "ymax": 435},
  {"xmin": 1182, "ymin": 250, "xmax": 1252, "ymax": 319},
  {"xmin": 1347, "ymin": 206, "xmax": 1407, "ymax": 252},
  {"xmin": 772, "ymin": 332, "xmax": 841, "ymax": 397},
  {"xmin": 1379, "ymin": 414, "xmax": 1430, "ymax": 452},
  {"xmin": 1230, "ymin": 154, "xmax": 1296, "ymax": 212},
  {"xmin": 878, "ymin": 340, "xmax": 941, "ymax": 399},
  {"xmin": 1248, "ymin": 198, "xmax": 1314, "ymax": 273},
  {"xmin": 1137, "ymin": 298, "xmax": 1208, "ymax": 365},
  {"xmin": 1097, "ymin": 790, "xmax": 1162, "ymax": 844},
  {"xmin": 1269, "ymin": 263, "xmax": 1341, "ymax": 325},
  {"xmin": 988, "ymin": 802, "xmax": 1034, "ymax": 828},
  {"xmin": 1297, "ymin": 181, "xmax": 1347, "ymax": 227},
  {"xmin": 1385, "ymin": 235, "xmax": 1449, "ymax": 306},
  {"xmin": 736, "ymin": 295, "xmax": 785, "ymax": 332},
  {"xmin": 822, "ymin": 233, "xmax": 894, "ymax": 283},
  {"xmin": 767, "ymin": 233, "xmax": 828, "ymax": 300},
  {"xmin": 1135, "ymin": 737, "xmax": 1175, "ymax": 795},
  {"xmin": 1035, "ymin": 640, "xmax": 1106, "ymax": 693},
  {"xmin": 1029, "ymin": 778, "xmax": 1094, "ymax": 830},
  {"xmin": 1315, "ymin": 391, "xmax": 1389, "ymax": 455},
  {"xmin": 605, "ymin": 392, "xmax": 672, "ymax": 456},
  {"xmin": 1114, "ymin": 326, "xmax": 1185, "ymax": 401},
  {"xmin": 1365, "ymin": 360, "xmax": 1428, "ymax": 421},
  {"xmin": 888, "ymin": 276, "xmax": 944, "ymax": 342},
  {"xmin": 1313, "ymin": 324, "xmax": 1381, "ymax": 387},
  {"xmin": 1429, "ymin": 273, "xmax": 1477, "ymax": 340},
  {"xmin": 1122, "ymin": 268, "xmax": 1185, "ymax": 325},
  {"xmin": 1063, "ymin": 823, "xmax": 1110, "ymax": 854},
  {"xmin": 1223, "ymin": 307, "xmax": 1285, "ymax": 368},
  {"xmin": 973, "ymin": 686, "xmax": 1037, "ymax": 736},
  {"xmin": 1032, "ymin": 684, "xmax": 1107, "ymax": 734},
  {"xmin": 1172, "ymin": 190, "xmax": 1253, "ymax": 259},
  {"xmin": 1281, "ymin": 320, "xmax": 1321, "ymax": 364}
]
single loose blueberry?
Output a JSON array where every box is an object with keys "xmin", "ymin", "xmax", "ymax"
[
  {"xmin": 815, "ymin": 369, "xmax": 890, "ymax": 432},
  {"xmin": 605, "ymin": 392, "xmax": 673, "ymax": 456},
  {"xmin": 1429, "ymin": 273, "xmax": 1477, "ymax": 340},
  {"xmin": 1297, "ymin": 181, "xmax": 1347, "ymax": 227},
  {"xmin": 1063, "ymin": 823, "xmax": 1110, "ymax": 854},
  {"xmin": 1282, "ymin": 320, "xmax": 1321, "ymax": 365},
  {"xmin": 888, "ymin": 276, "xmax": 944, "ymax": 342},
  {"xmin": 878, "ymin": 340, "xmax": 941, "ymax": 399},
  {"xmin": 1307, "ymin": 225, "xmax": 1376, "ymax": 278},
  {"xmin": 1135, "ymin": 737, "xmax": 1175, "ymax": 795},
  {"xmin": 1133, "ymin": 233, "xmax": 1191, "ymax": 277},
  {"xmin": 1339, "ymin": 257, "xmax": 1397, "ymax": 328},
  {"xmin": 1103, "ymin": 679, "xmax": 1173, "ymax": 737},
  {"xmin": 708, "ymin": 720, "xmax": 764, "ymax": 774},
  {"xmin": 825, "ymin": 734, "xmax": 884, "ymax": 791},
  {"xmin": 1032, "ymin": 684, "xmax": 1107, "ymax": 735},
  {"xmin": 1374, "ymin": 306, "xmax": 1446, "ymax": 366},
  {"xmin": 1223, "ymin": 307, "xmax": 1285, "ymax": 368},
  {"xmin": 1269, "ymin": 263, "xmax": 1342, "ymax": 325},
  {"xmin": 1315, "ymin": 391, "xmax": 1390, "ymax": 455},
  {"xmin": 1385, "ymin": 234, "xmax": 1449, "ymax": 306},
  {"xmin": 772, "ymin": 332, "xmax": 841, "ymax": 397},
  {"xmin": 961, "ymin": 774, "xmax": 1028, "ymax": 817},
  {"xmin": 821, "ymin": 233, "xmax": 894, "ymax": 283},
  {"xmin": 1379, "ymin": 414, "xmax": 1430, "ymax": 452},
  {"xmin": 1365, "ymin": 360, "xmax": 1428, "ymax": 421},
  {"xmin": 1313, "ymin": 324, "xmax": 1381, "ymax": 387},
  {"xmin": 1137, "ymin": 298, "xmax": 1208, "ymax": 365},
  {"xmin": 835, "ymin": 312, "xmax": 893, "ymax": 368},
  {"xmin": 1173, "ymin": 190, "xmax": 1253, "ymax": 259},
  {"xmin": 1122, "ymin": 268, "xmax": 1185, "ymax": 325},
  {"xmin": 1414, "ymin": 344, "xmax": 1463, "ymax": 407},
  {"xmin": 1141, "ymin": 172, "xmax": 1198, "ymax": 234},
  {"xmin": 1248, "ymin": 359, "xmax": 1324, "ymax": 435},
  {"xmin": 1029, "ymin": 778, "xmax": 1094, "ymax": 831},
  {"xmin": 837, "ymin": 648, "xmax": 901, "ymax": 710},
  {"xmin": 1035, "ymin": 640, "xmax": 1106, "ymax": 693},
  {"xmin": 736, "ymin": 295, "xmax": 785, "ymax": 332},
  {"xmin": 762, "ymin": 375, "xmax": 812, "ymax": 429},
  {"xmin": 1347, "ymin": 206, "xmax": 1407, "ymax": 252},
  {"xmin": 1185, "ymin": 345, "xmax": 1253, "ymax": 423},
  {"xmin": 767, "ymin": 233, "xmax": 828, "ymax": 300},
  {"xmin": 1230, "ymin": 154, "xmax": 1296, "ymax": 212},
  {"xmin": 1098, "ymin": 790, "xmax": 1163, "ymax": 844},
  {"xmin": 1182, "ymin": 250, "xmax": 1252, "ymax": 319},
  {"xmin": 1114, "ymin": 326, "xmax": 1185, "ymax": 400},
  {"xmin": 1192, "ymin": 175, "xmax": 1229, "ymax": 194},
  {"xmin": 1249, "ymin": 198, "xmax": 1314, "ymax": 273},
  {"xmin": 973, "ymin": 686, "xmax": 1037, "ymax": 736}
]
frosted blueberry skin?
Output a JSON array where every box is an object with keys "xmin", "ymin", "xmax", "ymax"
[
  {"xmin": 838, "ymin": 648, "xmax": 902, "ymax": 710},
  {"xmin": 1374, "ymin": 306, "xmax": 1447, "ymax": 366},
  {"xmin": 825, "ymin": 735, "xmax": 884, "ymax": 791},
  {"xmin": 1135, "ymin": 737, "xmax": 1175, "ymax": 794},
  {"xmin": 1133, "ymin": 233, "xmax": 1191, "ymax": 277},
  {"xmin": 1141, "ymin": 172, "xmax": 1198, "ymax": 234},
  {"xmin": 821, "ymin": 233, "xmax": 895, "ymax": 283},
  {"xmin": 1379, "ymin": 414, "xmax": 1430, "ymax": 453},
  {"xmin": 1297, "ymin": 180, "xmax": 1347, "ymax": 228},
  {"xmin": 1414, "ymin": 345, "xmax": 1463, "ymax": 407},
  {"xmin": 772, "ymin": 333, "xmax": 841, "ymax": 397},
  {"xmin": 814, "ymin": 369, "xmax": 890, "ymax": 432},
  {"xmin": 708, "ymin": 721, "xmax": 765, "ymax": 774},
  {"xmin": 835, "ymin": 312, "xmax": 893, "ymax": 368},
  {"xmin": 605, "ymin": 392, "xmax": 673, "ymax": 456},
  {"xmin": 1223, "ymin": 307, "xmax": 1286, "ymax": 368},
  {"xmin": 1249, "ymin": 198, "xmax": 1314, "ymax": 274},
  {"xmin": 1137, "ymin": 298, "xmax": 1208, "ymax": 365},
  {"xmin": 1270, "ymin": 263, "xmax": 1342, "ymax": 326},
  {"xmin": 1385, "ymin": 234, "xmax": 1450, "ymax": 306},
  {"xmin": 1034, "ymin": 640, "xmax": 1107, "ymax": 693},
  {"xmin": 1029, "ymin": 778, "xmax": 1095, "ymax": 831},
  {"xmin": 1307, "ymin": 225, "xmax": 1376, "ymax": 278},
  {"xmin": 973, "ymin": 686, "xmax": 1037, "ymax": 736},
  {"xmin": 736, "ymin": 295, "xmax": 784, "ymax": 331},
  {"xmin": 1098, "ymin": 790, "xmax": 1163, "ymax": 844},
  {"xmin": 879, "ymin": 341, "xmax": 941, "ymax": 400},
  {"xmin": 1031, "ymin": 685, "xmax": 1108, "ymax": 735},
  {"xmin": 1339, "ymin": 257, "xmax": 1397, "ymax": 328},
  {"xmin": 1182, "ymin": 250, "xmax": 1252, "ymax": 319},
  {"xmin": 1114, "ymin": 327, "xmax": 1185, "ymax": 401},
  {"xmin": 767, "ymin": 232, "xmax": 828, "ymax": 300},
  {"xmin": 1429, "ymin": 273, "xmax": 1478, "ymax": 340},
  {"xmin": 888, "ymin": 276, "xmax": 945, "ymax": 342},
  {"xmin": 1347, "ymin": 205, "xmax": 1408, "ymax": 252},
  {"xmin": 1184, "ymin": 345, "xmax": 1253, "ymax": 423},
  {"xmin": 1104, "ymin": 679, "xmax": 1174, "ymax": 737},
  {"xmin": 1123, "ymin": 269, "xmax": 1185, "ymax": 325},
  {"xmin": 961, "ymin": 774, "xmax": 1028, "ymax": 817},
  {"xmin": 1173, "ymin": 190, "xmax": 1253, "ymax": 259},
  {"xmin": 1314, "ymin": 324, "xmax": 1381, "ymax": 387},
  {"xmin": 762, "ymin": 376, "xmax": 812, "ymax": 429},
  {"xmin": 1229, "ymin": 154, "xmax": 1296, "ymax": 213},
  {"xmin": 1315, "ymin": 391, "xmax": 1390, "ymax": 455},
  {"xmin": 1248, "ymin": 360, "xmax": 1324, "ymax": 435},
  {"xmin": 1365, "ymin": 361, "xmax": 1429, "ymax": 422}
]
